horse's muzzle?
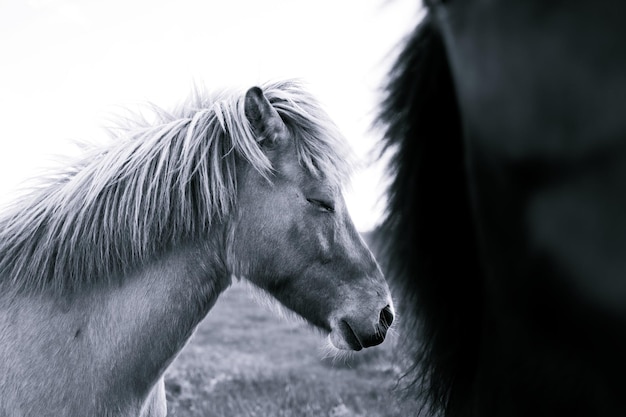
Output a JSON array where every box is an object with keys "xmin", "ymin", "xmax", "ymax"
[{"xmin": 330, "ymin": 304, "xmax": 395, "ymax": 351}]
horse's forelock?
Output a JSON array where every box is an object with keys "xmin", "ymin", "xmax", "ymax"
[{"xmin": 265, "ymin": 82, "xmax": 354, "ymax": 186}]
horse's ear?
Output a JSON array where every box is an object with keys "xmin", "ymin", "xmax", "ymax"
[{"xmin": 244, "ymin": 87, "xmax": 289, "ymax": 147}]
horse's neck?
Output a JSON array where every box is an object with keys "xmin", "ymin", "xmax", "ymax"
[
  {"xmin": 0, "ymin": 237, "xmax": 231, "ymax": 416},
  {"xmin": 71, "ymin": 238, "xmax": 231, "ymax": 414},
  {"xmin": 96, "ymin": 241, "xmax": 231, "ymax": 381}
]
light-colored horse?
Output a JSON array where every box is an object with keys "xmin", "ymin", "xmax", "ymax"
[{"xmin": 0, "ymin": 80, "xmax": 393, "ymax": 417}]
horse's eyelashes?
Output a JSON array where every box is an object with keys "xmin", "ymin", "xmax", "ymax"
[{"xmin": 306, "ymin": 198, "xmax": 335, "ymax": 213}]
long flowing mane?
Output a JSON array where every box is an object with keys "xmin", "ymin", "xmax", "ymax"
[{"xmin": 0, "ymin": 80, "xmax": 351, "ymax": 294}]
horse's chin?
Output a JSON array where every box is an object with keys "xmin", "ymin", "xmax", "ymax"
[{"xmin": 329, "ymin": 337, "xmax": 361, "ymax": 351}]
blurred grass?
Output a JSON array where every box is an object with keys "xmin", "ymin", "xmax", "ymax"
[{"xmin": 164, "ymin": 281, "xmax": 420, "ymax": 416}]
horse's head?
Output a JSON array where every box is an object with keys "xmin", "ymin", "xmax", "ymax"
[{"xmin": 230, "ymin": 86, "xmax": 393, "ymax": 351}]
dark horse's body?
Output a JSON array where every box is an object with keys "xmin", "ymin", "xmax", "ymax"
[{"xmin": 378, "ymin": 1, "xmax": 626, "ymax": 416}]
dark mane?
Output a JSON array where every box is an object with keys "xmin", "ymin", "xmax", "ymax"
[
  {"xmin": 379, "ymin": 6, "xmax": 626, "ymax": 417},
  {"xmin": 378, "ymin": 15, "xmax": 483, "ymax": 414}
]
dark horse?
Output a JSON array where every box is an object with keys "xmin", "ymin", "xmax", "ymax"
[{"xmin": 378, "ymin": 1, "xmax": 626, "ymax": 416}]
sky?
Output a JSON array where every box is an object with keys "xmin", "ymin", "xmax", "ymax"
[{"xmin": 0, "ymin": 0, "xmax": 421, "ymax": 231}]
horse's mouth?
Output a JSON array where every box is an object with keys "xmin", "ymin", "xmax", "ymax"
[
  {"xmin": 339, "ymin": 319, "xmax": 363, "ymax": 351},
  {"xmin": 329, "ymin": 316, "xmax": 390, "ymax": 351}
]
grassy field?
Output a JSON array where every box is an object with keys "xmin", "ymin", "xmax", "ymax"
[{"xmin": 164, "ymin": 280, "xmax": 420, "ymax": 417}]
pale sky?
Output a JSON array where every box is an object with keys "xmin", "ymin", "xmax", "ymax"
[{"xmin": 0, "ymin": 0, "xmax": 421, "ymax": 231}]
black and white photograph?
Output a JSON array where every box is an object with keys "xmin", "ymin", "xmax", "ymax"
[{"xmin": 1, "ymin": 1, "xmax": 626, "ymax": 416}]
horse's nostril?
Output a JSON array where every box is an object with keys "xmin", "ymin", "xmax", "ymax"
[{"xmin": 379, "ymin": 305, "xmax": 394, "ymax": 329}]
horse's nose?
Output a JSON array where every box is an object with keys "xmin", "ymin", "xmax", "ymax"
[
  {"xmin": 379, "ymin": 304, "xmax": 394, "ymax": 329},
  {"xmin": 332, "ymin": 305, "xmax": 395, "ymax": 351},
  {"xmin": 358, "ymin": 305, "xmax": 395, "ymax": 349}
]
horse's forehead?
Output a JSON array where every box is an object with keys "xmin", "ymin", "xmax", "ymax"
[
  {"xmin": 300, "ymin": 176, "xmax": 339, "ymax": 196},
  {"xmin": 268, "ymin": 147, "xmax": 341, "ymax": 192}
]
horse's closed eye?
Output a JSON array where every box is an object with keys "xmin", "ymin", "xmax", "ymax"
[{"xmin": 306, "ymin": 198, "xmax": 335, "ymax": 213}]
